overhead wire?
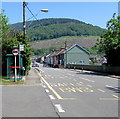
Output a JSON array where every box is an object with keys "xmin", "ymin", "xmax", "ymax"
[
  {"xmin": 26, "ymin": 5, "xmax": 38, "ymax": 21},
  {"xmin": 25, "ymin": 3, "xmax": 41, "ymax": 28}
]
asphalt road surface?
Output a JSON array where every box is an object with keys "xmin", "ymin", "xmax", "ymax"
[
  {"xmin": 37, "ymin": 65, "xmax": 119, "ymax": 117},
  {"xmin": 2, "ymin": 65, "xmax": 119, "ymax": 118}
]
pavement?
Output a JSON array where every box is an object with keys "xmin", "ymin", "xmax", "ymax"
[
  {"xmin": 24, "ymin": 68, "xmax": 41, "ymax": 85},
  {"xmin": 2, "ymin": 68, "xmax": 59, "ymax": 117}
]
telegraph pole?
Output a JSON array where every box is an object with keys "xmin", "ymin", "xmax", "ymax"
[
  {"xmin": 23, "ymin": 1, "xmax": 26, "ymax": 40},
  {"xmin": 65, "ymin": 41, "xmax": 67, "ymax": 50},
  {"xmin": 19, "ymin": 1, "xmax": 26, "ymax": 77},
  {"xmin": 65, "ymin": 41, "xmax": 67, "ymax": 68}
]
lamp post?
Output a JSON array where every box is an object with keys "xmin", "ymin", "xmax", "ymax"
[
  {"xmin": 23, "ymin": 1, "xmax": 26, "ymax": 40},
  {"xmin": 65, "ymin": 41, "xmax": 67, "ymax": 68},
  {"xmin": 22, "ymin": 1, "xmax": 48, "ymax": 74},
  {"xmin": 23, "ymin": 1, "xmax": 48, "ymax": 40}
]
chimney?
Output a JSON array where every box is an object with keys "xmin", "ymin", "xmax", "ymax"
[{"xmin": 60, "ymin": 47, "xmax": 65, "ymax": 50}]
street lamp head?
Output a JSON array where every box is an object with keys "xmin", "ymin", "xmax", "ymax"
[{"xmin": 41, "ymin": 9, "xmax": 48, "ymax": 12}]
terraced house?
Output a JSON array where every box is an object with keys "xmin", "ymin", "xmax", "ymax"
[{"xmin": 44, "ymin": 44, "xmax": 90, "ymax": 68}]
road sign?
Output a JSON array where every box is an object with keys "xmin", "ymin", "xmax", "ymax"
[
  {"xmin": 19, "ymin": 44, "xmax": 24, "ymax": 51},
  {"xmin": 12, "ymin": 48, "xmax": 19, "ymax": 56}
]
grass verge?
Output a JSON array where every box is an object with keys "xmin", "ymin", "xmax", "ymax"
[{"xmin": 0, "ymin": 77, "xmax": 24, "ymax": 85}]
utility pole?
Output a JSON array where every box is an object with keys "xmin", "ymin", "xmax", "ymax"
[
  {"xmin": 65, "ymin": 41, "xmax": 67, "ymax": 68},
  {"xmin": 19, "ymin": 1, "xmax": 26, "ymax": 77},
  {"xmin": 65, "ymin": 41, "xmax": 67, "ymax": 50},
  {"xmin": 23, "ymin": 1, "xmax": 26, "ymax": 40}
]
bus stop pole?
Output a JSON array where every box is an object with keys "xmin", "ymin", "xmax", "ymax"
[
  {"xmin": 14, "ymin": 55, "xmax": 17, "ymax": 82},
  {"xmin": 19, "ymin": 44, "xmax": 20, "ymax": 79}
]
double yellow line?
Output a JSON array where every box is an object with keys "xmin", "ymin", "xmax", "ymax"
[{"xmin": 37, "ymin": 71, "xmax": 63, "ymax": 100}]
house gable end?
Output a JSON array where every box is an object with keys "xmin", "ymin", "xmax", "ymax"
[{"xmin": 64, "ymin": 44, "xmax": 90, "ymax": 55}]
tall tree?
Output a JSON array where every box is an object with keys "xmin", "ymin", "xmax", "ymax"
[
  {"xmin": 1, "ymin": 11, "xmax": 31, "ymax": 76},
  {"xmin": 97, "ymin": 13, "xmax": 120, "ymax": 66},
  {"xmin": 16, "ymin": 33, "xmax": 31, "ymax": 74}
]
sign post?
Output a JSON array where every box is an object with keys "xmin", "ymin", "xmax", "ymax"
[
  {"xmin": 12, "ymin": 48, "xmax": 19, "ymax": 82},
  {"xmin": 14, "ymin": 55, "xmax": 17, "ymax": 82},
  {"xmin": 19, "ymin": 44, "xmax": 24, "ymax": 79}
]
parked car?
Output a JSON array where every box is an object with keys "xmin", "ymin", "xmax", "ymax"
[{"xmin": 32, "ymin": 63, "xmax": 39, "ymax": 67}]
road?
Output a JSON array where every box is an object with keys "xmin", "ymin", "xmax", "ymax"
[
  {"xmin": 37, "ymin": 65, "xmax": 119, "ymax": 117},
  {"xmin": 2, "ymin": 65, "xmax": 119, "ymax": 118}
]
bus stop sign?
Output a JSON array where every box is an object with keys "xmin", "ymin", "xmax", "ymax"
[{"xmin": 12, "ymin": 48, "xmax": 19, "ymax": 56}]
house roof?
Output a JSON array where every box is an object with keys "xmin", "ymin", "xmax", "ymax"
[
  {"xmin": 55, "ymin": 49, "xmax": 65, "ymax": 56},
  {"xmin": 64, "ymin": 44, "xmax": 90, "ymax": 55},
  {"xmin": 50, "ymin": 50, "xmax": 60, "ymax": 57},
  {"xmin": 46, "ymin": 54, "xmax": 51, "ymax": 58},
  {"xmin": 44, "ymin": 44, "xmax": 90, "ymax": 58}
]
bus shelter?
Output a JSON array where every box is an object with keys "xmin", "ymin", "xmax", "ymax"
[{"xmin": 6, "ymin": 54, "xmax": 23, "ymax": 80}]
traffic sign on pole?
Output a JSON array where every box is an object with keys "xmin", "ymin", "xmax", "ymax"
[
  {"xmin": 12, "ymin": 48, "xmax": 19, "ymax": 82},
  {"xmin": 12, "ymin": 49, "xmax": 19, "ymax": 56}
]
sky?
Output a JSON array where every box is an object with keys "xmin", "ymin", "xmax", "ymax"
[{"xmin": 1, "ymin": 1, "xmax": 119, "ymax": 28}]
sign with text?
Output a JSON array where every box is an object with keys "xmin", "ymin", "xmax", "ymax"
[{"xmin": 19, "ymin": 44, "xmax": 24, "ymax": 51}]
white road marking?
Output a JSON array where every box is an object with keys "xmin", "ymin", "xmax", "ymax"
[
  {"xmin": 43, "ymin": 85, "xmax": 46, "ymax": 88},
  {"xmin": 86, "ymin": 84, "xmax": 92, "ymax": 87},
  {"xmin": 49, "ymin": 95, "xmax": 56, "ymax": 100},
  {"xmin": 45, "ymin": 89, "xmax": 50, "ymax": 93},
  {"xmin": 97, "ymin": 89, "xmax": 105, "ymax": 92},
  {"xmin": 73, "ymin": 79, "xmax": 77, "ymax": 81},
  {"xmin": 70, "ymin": 83, "xmax": 74, "ymax": 86},
  {"xmin": 68, "ymin": 74, "xmax": 74, "ymax": 77},
  {"xmin": 106, "ymin": 77, "xmax": 119, "ymax": 80},
  {"xmin": 38, "ymin": 69, "xmax": 44, "ymax": 73},
  {"xmin": 106, "ymin": 85, "xmax": 113, "ymax": 88},
  {"xmin": 106, "ymin": 85, "xmax": 119, "ymax": 90},
  {"xmin": 80, "ymin": 77, "xmax": 95, "ymax": 82},
  {"xmin": 55, "ymin": 104, "xmax": 65, "ymax": 112}
]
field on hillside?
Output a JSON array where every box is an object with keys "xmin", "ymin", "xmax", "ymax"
[{"xmin": 30, "ymin": 36, "xmax": 99, "ymax": 49}]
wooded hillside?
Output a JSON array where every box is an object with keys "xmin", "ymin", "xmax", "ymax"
[{"xmin": 11, "ymin": 18, "xmax": 105, "ymax": 41}]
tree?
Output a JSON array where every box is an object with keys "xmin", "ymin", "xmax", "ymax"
[
  {"xmin": 16, "ymin": 33, "xmax": 31, "ymax": 74},
  {"xmin": 0, "ymin": 10, "xmax": 10, "ymax": 39},
  {"xmin": 97, "ymin": 13, "xmax": 120, "ymax": 66},
  {"xmin": 1, "ymin": 11, "xmax": 11, "ymax": 76},
  {"xmin": 1, "ymin": 11, "xmax": 31, "ymax": 76}
]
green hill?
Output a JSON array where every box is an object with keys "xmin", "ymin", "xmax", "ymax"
[{"xmin": 11, "ymin": 18, "xmax": 105, "ymax": 41}]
